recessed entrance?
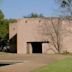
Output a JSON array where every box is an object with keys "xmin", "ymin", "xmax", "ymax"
[
  {"xmin": 31, "ymin": 42, "xmax": 42, "ymax": 53},
  {"xmin": 27, "ymin": 41, "xmax": 49, "ymax": 54}
]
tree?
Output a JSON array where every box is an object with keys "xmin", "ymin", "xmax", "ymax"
[
  {"xmin": 24, "ymin": 12, "xmax": 44, "ymax": 18},
  {"xmin": 56, "ymin": 0, "xmax": 72, "ymax": 16},
  {"xmin": 39, "ymin": 18, "xmax": 62, "ymax": 53},
  {"xmin": 0, "ymin": 10, "xmax": 16, "ymax": 39},
  {"xmin": 0, "ymin": 10, "xmax": 17, "ymax": 51},
  {"xmin": 0, "ymin": 19, "xmax": 9, "ymax": 38},
  {"xmin": 0, "ymin": 10, "xmax": 4, "ymax": 19},
  {"xmin": 0, "ymin": 12, "xmax": 9, "ymax": 39},
  {"xmin": 0, "ymin": 10, "xmax": 6, "ymax": 38}
]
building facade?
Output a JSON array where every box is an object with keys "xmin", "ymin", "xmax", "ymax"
[{"xmin": 9, "ymin": 18, "xmax": 72, "ymax": 54}]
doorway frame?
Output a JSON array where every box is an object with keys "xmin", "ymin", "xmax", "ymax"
[{"xmin": 27, "ymin": 41, "xmax": 49, "ymax": 54}]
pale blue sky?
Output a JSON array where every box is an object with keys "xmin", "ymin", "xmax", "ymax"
[{"xmin": 0, "ymin": 0, "xmax": 60, "ymax": 19}]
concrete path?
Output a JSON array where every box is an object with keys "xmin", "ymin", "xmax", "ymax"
[{"xmin": 0, "ymin": 54, "xmax": 68, "ymax": 72}]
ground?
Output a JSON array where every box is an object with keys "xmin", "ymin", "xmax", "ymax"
[{"xmin": 0, "ymin": 53, "xmax": 70, "ymax": 72}]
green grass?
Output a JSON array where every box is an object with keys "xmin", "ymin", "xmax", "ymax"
[{"xmin": 32, "ymin": 57, "xmax": 72, "ymax": 72}]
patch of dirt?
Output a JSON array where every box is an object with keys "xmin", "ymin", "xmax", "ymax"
[{"xmin": 0, "ymin": 54, "xmax": 69, "ymax": 72}]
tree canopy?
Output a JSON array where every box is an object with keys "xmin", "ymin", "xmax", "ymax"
[
  {"xmin": 56, "ymin": 0, "xmax": 72, "ymax": 16},
  {"xmin": 24, "ymin": 13, "xmax": 44, "ymax": 18},
  {"xmin": 0, "ymin": 10, "xmax": 16, "ymax": 39},
  {"xmin": 0, "ymin": 10, "xmax": 4, "ymax": 19}
]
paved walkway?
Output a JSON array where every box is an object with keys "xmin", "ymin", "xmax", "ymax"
[{"xmin": 0, "ymin": 54, "xmax": 68, "ymax": 72}]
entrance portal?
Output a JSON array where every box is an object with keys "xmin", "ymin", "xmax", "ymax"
[
  {"xmin": 27, "ymin": 41, "xmax": 49, "ymax": 54},
  {"xmin": 31, "ymin": 42, "xmax": 42, "ymax": 53}
]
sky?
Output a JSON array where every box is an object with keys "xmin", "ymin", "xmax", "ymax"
[{"xmin": 0, "ymin": 0, "xmax": 60, "ymax": 19}]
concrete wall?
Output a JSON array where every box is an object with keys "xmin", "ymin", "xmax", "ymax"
[
  {"xmin": 17, "ymin": 18, "xmax": 51, "ymax": 54},
  {"xmin": 9, "ymin": 23, "xmax": 17, "ymax": 39},
  {"xmin": 9, "ymin": 18, "xmax": 72, "ymax": 54},
  {"xmin": 61, "ymin": 20, "xmax": 72, "ymax": 53}
]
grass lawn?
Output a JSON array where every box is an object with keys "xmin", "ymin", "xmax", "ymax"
[{"xmin": 32, "ymin": 56, "xmax": 72, "ymax": 72}]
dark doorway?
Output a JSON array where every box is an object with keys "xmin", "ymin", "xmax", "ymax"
[
  {"xmin": 31, "ymin": 42, "xmax": 42, "ymax": 53},
  {"xmin": 9, "ymin": 34, "xmax": 17, "ymax": 53}
]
